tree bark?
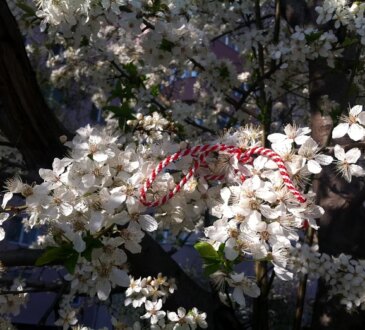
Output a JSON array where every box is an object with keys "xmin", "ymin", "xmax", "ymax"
[
  {"xmin": 280, "ymin": 1, "xmax": 365, "ymax": 328},
  {"xmin": 307, "ymin": 17, "xmax": 365, "ymax": 330},
  {"xmin": 0, "ymin": 2, "xmax": 69, "ymax": 171}
]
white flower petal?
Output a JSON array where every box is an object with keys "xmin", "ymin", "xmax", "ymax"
[
  {"xmin": 271, "ymin": 141, "xmax": 292, "ymax": 156},
  {"xmin": 350, "ymin": 105, "xmax": 363, "ymax": 116},
  {"xmin": 334, "ymin": 144, "xmax": 345, "ymax": 161},
  {"xmin": 250, "ymin": 243, "xmax": 267, "ymax": 260},
  {"xmin": 93, "ymin": 152, "xmax": 108, "ymax": 162},
  {"xmin": 267, "ymin": 133, "xmax": 286, "ymax": 144},
  {"xmin": 357, "ymin": 111, "xmax": 365, "ymax": 125},
  {"xmin": 139, "ymin": 214, "xmax": 158, "ymax": 232},
  {"xmin": 299, "ymin": 127, "xmax": 311, "ymax": 135},
  {"xmin": 73, "ymin": 234, "xmax": 86, "ymax": 253},
  {"xmin": 111, "ymin": 268, "xmax": 130, "ymax": 287},
  {"xmin": 82, "ymin": 174, "xmax": 95, "ymax": 188},
  {"xmin": 294, "ymin": 135, "xmax": 310, "ymax": 145},
  {"xmin": 88, "ymin": 212, "xmax": 104, "ymax": 233},
  {"xmin": 104, "ymin": 192, "xmax": 126, "ymax": 213},
  {"xmin": 332, "ymin": 123, "xmax": 349, "ymax": 139},
  {"xmin": 97, "ymin": 279, "xmax": 111, "ymax": 300},
  {"xmin": 243, "ymin": 281, "xmax": 260, "ymax": 298},
  {"xmin": 224, "ymin": 238, "xmax": 239, "ymax": 260},
  {"xmin": 301, "ymin": 137, "xmax": 318, "ymax": 151},
  {"xmin": 247, "ymin": 211, "xmax": 262, "ymax": 229},
  {"xmin": 345, "ymin": 148, "xmax": 361, "ymax": 163},
  {"xmin": 1, "ymin": 192, "xmax": 13, "ymax": 209},
  {"xmin": 177, "ymin": 307, "xmax": 186, "ymax": 318},
  {"xmin": 61, "ymin": 203, "xmax": 73, "ymax": 216},
  {"xmin": 348, "ymin": 124, "xmax": 364, "ymax": 141},
  {"xmin": 113, "ymin": 211, "xmax": 130, "ymax": 226},
  {"xmin": 273, "ymin": 265, "xmax": 293, "ymax": 280},
  {"xmin": 0, "ymin": 213, "xmax": 9, "ymax": 225},
  {"xmin": 256, "ymin": 189, "xmax": 277, "ymax": 203},
  {"xmin": 315, "ymin": 154, "xmax": 333, "ymax": 165},
  {"xmin": 307, "ymin": 160, "xmax": 322, "ymax": 174},
  {"xmin": 125, "ymin": 240, "xmax": 142, "ymax": 254},
  {"xmin": 220, "ymin": 187, "xmax": 231, "ymax": 203},
  {"xmin": 168, "ymin": 312, "xmax": 179, "ymax": 322},
  {"xmin": 0, "ymin": 227, "xmax": 5, "ymax": 241},
  {"xmin": 232, "ymin": 287, "xmax": 245, "ymax": 306},
  {"xmin": 350, "ymin": 164, "xmax": 364, "ymax": 177},
  {"xmin": 155, "ymin": 299, "xmax": 163, "ymax": 310},
  {"xmin": 230, "ymin": 273, "xmax": 244, "ymax": 282},
  {"xmin": 259, "ymin": 205, "xmax": 279, "ymax": 219}
]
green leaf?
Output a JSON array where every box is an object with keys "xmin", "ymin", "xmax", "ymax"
[
  {"xmin": 203, "ymin": 261, "xmax": 221, "ymax": 276},
  {"xmin": 305, "ymin": 32, "xmax": 322, "ymax": 44},
  {"xmin": 123, "ymin": 62, "xmax": 138, "ymax": 77},
  {"xmin": 194, "ymin": 242, "xmax": 219, "ymax": 261},
  {"xmin": 218, "ymin": 65, "xmax": 230, "ymax": 79},
  {"xmin": 81, "ymin": 236, "xmax": 103, "ymax": 261},
  {"xmin": 150, "ymin": 85, "xmax": 160, "ymax": 97},
  {"xmin": 159, "ymin": 38, "xmax": 175, "ymax": 52},
  {"xmin": 64, "ymin": 252, "xmax": 79, "ymax": 274},
  {"xmin": 342, "ymin": 37, "xmax": 358, "ymax": 48},
  {"xmin": 110, "ymin": 80, "xmax": 123, "ymax": 99},
  {"xmin": 80, "ymin": 36, "xmax": 89, "ymax": 47},
  {"xmin": 35, "ymin": 246, "xmax": 73, "ymax": 266},
  {"xmin": 217, "ymin": 243, "xmax": 225, "ymax": 256}
]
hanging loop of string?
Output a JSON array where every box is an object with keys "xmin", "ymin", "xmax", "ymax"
[{"xmin": 139, "ymin": 143, "xmax": 306, "ymax": 207}]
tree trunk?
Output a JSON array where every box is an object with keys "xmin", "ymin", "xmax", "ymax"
[
  {"xmin": 309, "ymin": 35, "xmax": 365, "ymax": 330},
  {"xmin": 0, "ymin": 1, "xmax": 69, "ymax": 171},
  {"xmin": 281, "ymin": 1, "xmax": 365, "ymax": 328}
]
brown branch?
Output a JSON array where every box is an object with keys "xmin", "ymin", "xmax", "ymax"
[
  {"xmin": 38, "ymin": 282, "xmax": 68, "ymax": 326},
  {"xmin": 184, "ymin": 118, "xmax": 216, "ymax": 135},
  {"xmin": 273, "ymin": 0, "xmax": 281, "ymax": 45},
  {"xmin": 210, "ymin": 14, "xmax": 274, "ymax": 42}
]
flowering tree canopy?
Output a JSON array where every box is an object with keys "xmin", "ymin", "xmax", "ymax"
[{"xmin": 2, "ymin": 0, "xmax": 365, "ymax": 329}]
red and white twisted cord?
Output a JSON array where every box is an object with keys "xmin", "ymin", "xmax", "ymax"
[
  {"xmin": 240, "ymin": 147, "xmax": 306, "ymax": 203},
  {"xmin": 139, "ymin": 143, "xmax": 306, "ymax": 207}
]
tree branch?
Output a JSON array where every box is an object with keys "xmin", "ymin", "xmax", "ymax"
[{"xmin": 184, "ymin": 118, "xmax": 216, "ymax": 135}]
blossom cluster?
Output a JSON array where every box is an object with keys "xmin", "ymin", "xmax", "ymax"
[
  {"xmin": 2, "ymin": 104, "xmax": 365, "ymax": 317},
  {"xmin": 125, "ymin": 274, "xmax": 207, "ymax": 329},
  {"xmin": 332, "ymin": 105, "xmax": 365, "ymax": 182},
  {"xmin": 290, "ymin": 243, "xmax": 365, "ymax": 311},
  {"xmin": 11, "ymin": 0, "xmax": 365, "ymax": 135},
  {"xmin": 126, "ymin": 112, "xmax": 178, "ymax": 143},
  {"xmin": 4, "ymin": 0, "xmax": 365, "ymax": 327}
]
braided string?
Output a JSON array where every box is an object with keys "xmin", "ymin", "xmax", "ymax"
[{"xmin": 139, "ymin": 144, "xmax": 306, "ymax": 207}]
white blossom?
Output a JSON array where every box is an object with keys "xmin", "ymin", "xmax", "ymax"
[{"xmin": 334, "ymin": 145, "xmax": 364, "ymax": 182}]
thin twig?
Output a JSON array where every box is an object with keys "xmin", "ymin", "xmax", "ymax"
[
  {"xmin": 273, "ymin": 0, "xmax": 281, "ymax": 45},
  {"xmin": 293, "ymin": 228, "xmax": 315, "ymax": 330},
  {"xmin": 184, "ymin": 118, "xmax": 216, "ymax": 135},
  {"xmin": 38, "ymin": 282, "xmax": 69, "ymax": 326},
  {"xmin": 210, "ymin": 14, "xmax": 274, "ymax": 42}
]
